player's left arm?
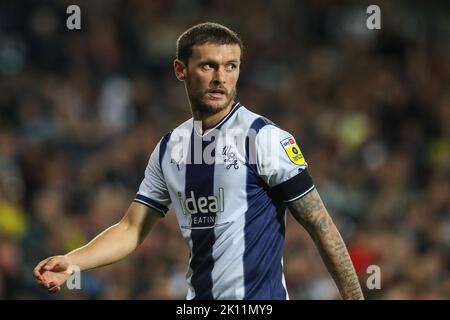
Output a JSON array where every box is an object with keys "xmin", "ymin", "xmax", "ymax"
[{"xmin": 288, "ymin": 188, "xmax": 364, "ymax": 300}]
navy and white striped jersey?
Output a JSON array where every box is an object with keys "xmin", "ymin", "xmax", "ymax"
[{"xmin": 135, "ymin": 102, "xmax": 315, "ymax": 300}]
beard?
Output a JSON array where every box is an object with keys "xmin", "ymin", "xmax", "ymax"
[{"xmin": 188, "ymin": 85, "xmax": 237, "ymax": 117}]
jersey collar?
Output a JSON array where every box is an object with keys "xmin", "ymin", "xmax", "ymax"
[{"xmin": 193, "ymin": 101, "xmax": 241, "ymax": 138}]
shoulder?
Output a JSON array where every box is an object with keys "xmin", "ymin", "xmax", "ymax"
[
  {"xmin": 234, "ymin": 104, "xmax": 279, "ymax": 133},
  {"xmin": 236, "ymin": 104, "xmax": 287, "ymax": 138}
]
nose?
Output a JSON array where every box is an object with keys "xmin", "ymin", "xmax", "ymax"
[{"xmin": 212, "ymin": 67, "xmax": 226, "ymax": 85}]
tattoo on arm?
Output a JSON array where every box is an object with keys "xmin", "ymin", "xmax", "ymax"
[
  {"xmin": 288, "ymin": 189, "xmax": 364, "ymax": 300},
  {"xmin": 289, "ymin": 189, "xmax": 325, "ymax": 225}
]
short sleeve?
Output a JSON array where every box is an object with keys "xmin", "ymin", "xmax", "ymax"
[
  {"xmin": 255, "ymin": 125, "xmax": 315, "ymax": 202},
  {"xmin": 135, "ymin": 140, "xmax": 171, "ymax": 216}
]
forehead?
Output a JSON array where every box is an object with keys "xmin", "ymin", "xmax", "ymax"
[{"xmin": 190, "ymin": 43, "xmax": 241, "ymax": 62}]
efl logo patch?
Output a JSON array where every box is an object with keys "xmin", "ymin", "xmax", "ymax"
[{"xmin": 280, "ymin": 136, "xmax": 305, "ymax": 165}]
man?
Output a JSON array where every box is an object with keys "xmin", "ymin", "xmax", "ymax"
[{"xmin": 34, "ymin": 22, "xmax": 364, "ymax": 300}]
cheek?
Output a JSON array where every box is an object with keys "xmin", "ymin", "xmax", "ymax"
[
  {"xmin": 227, "ymin": 73, "xmax": 239, "ymax": 88},
  {"xmin": 186, "ymin": 78, "xmax": 199, "ymax": 92},
  {"xmin": 190, "ymin": 74, "xmax": 212, "ymax": 90}
]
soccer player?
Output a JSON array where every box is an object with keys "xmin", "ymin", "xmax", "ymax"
[{"xmin": 34, "ymin": 22, "xmax": 364, "ymax": 300}]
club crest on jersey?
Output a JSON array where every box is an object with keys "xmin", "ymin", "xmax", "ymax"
[
  {"xmin": 222, "ymin": 145, "xmax": 239, "ymax": 170},
  {"xmin": 280, "ymin": 136, "xmax": 305, "ymax": 165}
]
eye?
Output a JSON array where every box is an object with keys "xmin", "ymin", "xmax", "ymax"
[
  {"xmin": 225, "ymin": 64, "xmax": 237, "ymax": 71},
  {"xmin": 202, "ymin": 64, "xmax": 213, "ymax": 70}
]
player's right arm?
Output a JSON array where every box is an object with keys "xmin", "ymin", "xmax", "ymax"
[
  {"xmin": 33, "ymin": 202, "xmax": 162, "ymax": 293},
  {"xmin": 34, "ymin": 136, "xmax": 171, "ymax": 293}
]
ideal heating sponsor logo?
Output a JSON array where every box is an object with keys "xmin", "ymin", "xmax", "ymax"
[{"xmin": 177, "ymin": 188, "xmax": 229, "ymax": 229}]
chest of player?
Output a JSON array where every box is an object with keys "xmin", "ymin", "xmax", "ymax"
[
  {"xmin": 163, "ymin": 142, "xmax": 250, "ymax": 230},
  {"xmin": 163, "ymin": 143, "xmax": 247, "ymax": 188}
]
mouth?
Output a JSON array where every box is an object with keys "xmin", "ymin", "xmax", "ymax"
[{"xmin": 207, "ymin": 89, "xmax": 227, "ymax": 100}]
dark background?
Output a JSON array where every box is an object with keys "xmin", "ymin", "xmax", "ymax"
[{"xmin": 0, "ymin": 0, "xmax": 449, "ymax": 299}]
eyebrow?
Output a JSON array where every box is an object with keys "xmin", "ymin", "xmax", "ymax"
[{"xmin": 198, "ymin": 59, "xmax": 240, "ymax": 64}]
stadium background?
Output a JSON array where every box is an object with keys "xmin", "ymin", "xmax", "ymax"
[{"xmin": 0, "ymin": 0, "xmax": 449, "ymax": 299}]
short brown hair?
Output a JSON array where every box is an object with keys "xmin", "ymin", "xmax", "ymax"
[{"xmin": 176, "ymin": 22, "xmax": 243, "ymax": 64}]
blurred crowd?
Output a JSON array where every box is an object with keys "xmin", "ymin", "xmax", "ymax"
[{"xmin": 0, "ymin": 0, "xmax": 449, "ymax": 299}]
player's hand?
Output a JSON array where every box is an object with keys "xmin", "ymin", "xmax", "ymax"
[{"xmin": 33, "ymin": 255, "xmax": 74, "ymax": 293}]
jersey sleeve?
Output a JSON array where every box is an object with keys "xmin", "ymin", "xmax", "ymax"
[
  {"xmin": 255, "ymin": 125, "xmax": 315, "ymax": 202},
  {"xmin": 134, "ymin": 140, "xmax": 171, "ymax": 216}
]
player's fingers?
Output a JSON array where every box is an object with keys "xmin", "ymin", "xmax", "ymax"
[
  {"xmin": 45, "ymin": 256, "xmax": 70, "ymax": 272},
  {"xmin": 41, "ymin": 281, "xmax": 51, "ymax": 289},
  {"xmin": 35, "ymin": 272, "xmax": 47, "ymax": 283},
  {"xmin": 34, "ymin": 271, "xmax": 43, "ymax": 282},
  {"xmin": 35, "ymin": 277, "xmax": 50, "ymax": 288},
  {"xmin": 48, "ymin": 285, "xmax": 61, "ymax": 293},
  {"xmin": 34, "ymin": 259, "xmax": 50, "ymax": 280},
  {"xmin": 35, "ymin": 277, "xmax": 45, "ymax": 286},
  {"xmin": 34, "ymin": 259, "xmax": 48, "ymax": 275},
  {"xmin": 43, "ymin": 257, "xmax": 61, "ymax": 271},
  {"xmin": 48, "ymin": 281, "xmax": 61, "ymax": 293}
]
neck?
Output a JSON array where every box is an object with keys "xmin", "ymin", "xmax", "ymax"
[{"xmin": 192, "ymin": 100, "xmax": 236, "ymax": 133}]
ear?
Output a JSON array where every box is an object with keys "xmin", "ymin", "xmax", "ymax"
[{"xmin": 173, "ymin": 59, "xmax": 186, "ymax": 81}]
